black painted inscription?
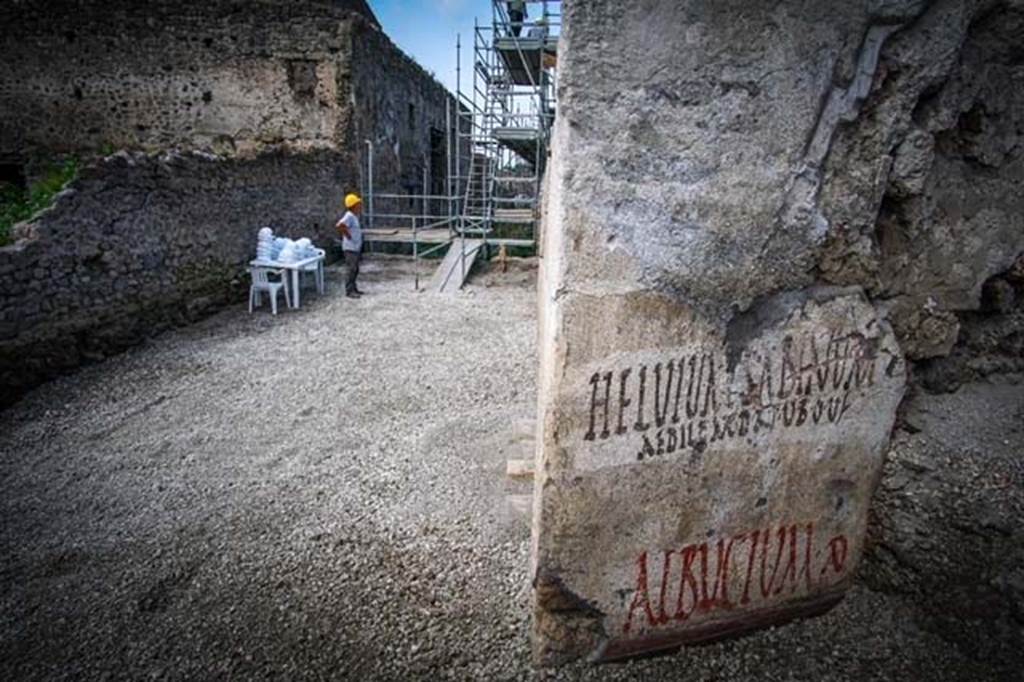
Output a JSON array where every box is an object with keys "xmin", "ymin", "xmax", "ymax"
[{"xmin": 582, "ymin": 330, "xmax": 879, "ymax": 460}]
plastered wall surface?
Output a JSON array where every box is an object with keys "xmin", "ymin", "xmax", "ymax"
[{"xmin": 531, "ymin": 0, "xmax": 1023, "ymax": 665}]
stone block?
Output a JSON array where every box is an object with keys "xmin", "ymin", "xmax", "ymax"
[
  {"xmin": 531, "ymin": 287, "xmax": 905, "ymax": 664},
  {"xmin": 530, "ymin": 0, "xmax": 912, "ymax": 665}
]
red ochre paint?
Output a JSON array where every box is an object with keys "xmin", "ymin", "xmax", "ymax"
[{"xmin": 624, "ymin": 522, "xmax": 849, "ymax": 635}]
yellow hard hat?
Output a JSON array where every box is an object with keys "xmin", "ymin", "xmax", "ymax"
[{"xmin": 345, "ymin": 193, "xmax": 362, "ymax": 208}]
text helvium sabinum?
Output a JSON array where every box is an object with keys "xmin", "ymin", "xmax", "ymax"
[{"xmin": 583, "ymin": 329, "xmax": 882, "ymax": 459}]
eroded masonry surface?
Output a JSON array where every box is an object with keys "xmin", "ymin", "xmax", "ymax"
[{"xmin": 530, "ymin": 0, "xmax": 1023, "ymax": 665}]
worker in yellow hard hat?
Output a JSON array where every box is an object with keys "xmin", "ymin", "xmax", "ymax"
[{"xmin": 336, "ymin": 193, "xmax": 364, "ymax": 298}]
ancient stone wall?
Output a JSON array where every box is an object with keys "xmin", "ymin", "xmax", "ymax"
[
  {"xmin": 863, "ymin": 268, "xmax": 1024, "ymax": 664},
  {"xmin": 0, "ymin": 150, "xmax": 350, "ymax": 404},
  {"xmin": 0, "ymin": 0, "xmax": 382, "ymax": 164},
  {"xmin": 532, "ymin": 0, "xmax": 1023, "ymax": 666},
  {"xmin": 347, "ymin": 18, "xmax": 457, "ymax": 217},
  {"xmin": 1, "ymin": 0, "xmax": 456, "ymax": 187},
  {"xmin": 0, "ymin": 1, "xmax": 458, "ymax": 404},
  {"xmin": 817, "ymin": 0, "xmax": 1024, "ymax": 360}
]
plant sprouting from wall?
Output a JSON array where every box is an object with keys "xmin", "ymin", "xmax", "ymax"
[{"xmin": 0, "ymin": 158, "xmax": 79, "ymax": 246}]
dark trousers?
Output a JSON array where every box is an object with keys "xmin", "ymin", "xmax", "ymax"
[
  {"xmin": 344, "ymin": 249, "xmax": 361, "ymax": 294},
  {"xmin": 509, "ymin": 9, "xmax": 524, "ymax": 36}
]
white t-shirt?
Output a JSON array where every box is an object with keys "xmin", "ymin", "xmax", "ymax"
[{"xmin": 339, "ymin": 211, "xmax": 362, "ymax": 252}]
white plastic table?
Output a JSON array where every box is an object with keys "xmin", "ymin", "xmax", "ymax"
[{"xmin": 250, "ymin": 255, "xmax": 325, "ymax": 309}]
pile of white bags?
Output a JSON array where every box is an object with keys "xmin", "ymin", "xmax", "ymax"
[
  {"xmin": 255, "ymin": 228, "xmax": 319, "ymax": 263},
  {"xmin": 277, "ymin": 239, "xmax": 297, "ymax": 263},
  {"xmin": 256, "ymin": 227, "xmax": 275, "ymax": 261},
  {"xmin": 294, "ymin": 238, "xmax": 317, "ymax": 260}
]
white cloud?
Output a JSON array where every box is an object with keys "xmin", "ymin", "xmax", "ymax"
[{"xmin": 436, "ymin": 0, "xmax": 466, "ymax": 13}]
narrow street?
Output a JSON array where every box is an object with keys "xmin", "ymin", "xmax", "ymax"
[{"xmin": 0, "ymin": 258, "xmax": 1010, "ymax": 680}]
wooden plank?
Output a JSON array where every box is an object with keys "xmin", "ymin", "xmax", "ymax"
[
  {"xmin": 493, "ymin": 127, "xmax": 541, "ymax": 164},
  {"xmin": 364, "ymin": 228, "xmax": 451, "ymax": 244},
  {"xmin": 494, "ymin": 36, "xmax": 556, "ymax": 86},
  {"xmin": 487, "ymin": 238, "xmax": 535, "ymax": 248},
  {"xmin": 494, "ymin": 208, "xmax": 535, "ymax": 224},
  {"xmin": 429, "ymin": 239, "xmax": 484, "ymax": 293},
  {"xmin": 510, "ymin": 419, "xmax": 537, "ymax": 442},
  {"xmin": 506, "ymin": 458, "xmax": 535, "ymax": 480}
]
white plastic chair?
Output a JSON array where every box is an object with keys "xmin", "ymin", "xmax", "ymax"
[
  {"xmin": 300, "ymin": 248, "xmax": 326, "ymax": 295},
  {"xmin": 249, "ymin": 267, "xmax": 290, "ymax": 315}
]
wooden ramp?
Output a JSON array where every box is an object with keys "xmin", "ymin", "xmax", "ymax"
[{"xmin": 430, "ymin": 239, "xmax": 484, "ymax": 293}]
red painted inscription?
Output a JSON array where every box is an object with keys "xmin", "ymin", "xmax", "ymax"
[{"xmin": 623, "ymin": 522, "xmax": 849, "ymax": 634}]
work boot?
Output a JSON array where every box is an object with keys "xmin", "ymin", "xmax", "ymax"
[{"xmin": 346, "ymin": 291, "xmax": 361, "ymax": 299}]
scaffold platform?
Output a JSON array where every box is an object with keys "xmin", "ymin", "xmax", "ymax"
[
  {"xmin": 493, "ymin": 126, "xmax": 541, "ymax": 162},
  {"xmin": 361, "ymin": 1, "xmax": 559, "ymax": 291},
  {"xmin": 364, "ymin": 228, "xmax": 451, "ymax": 244},
  {"xmin": 494, "ymin": 35, "xmax": 558, "ymax": 86}
]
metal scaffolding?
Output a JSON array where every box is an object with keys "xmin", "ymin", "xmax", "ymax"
[{"xmin": 363, "ymin": 0, "xmax": 559, "ymax": 290}]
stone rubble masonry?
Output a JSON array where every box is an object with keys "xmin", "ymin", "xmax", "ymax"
[
  {"xmin": 1, "ymin": 0, "xmax": 372, "ymax": 160},
  {"xmin": 0, "ymin": 150, "xmax": 349, "ymax": 404},
  {"xmin": 0, "ymin": 1, "xmax": 456, "ymax": 405},
  {"xmin": 816, "ymin": 0, "xmax": 1024, "ymax": 359},
  {"xmin": 531, "ymin": 0, "xmax": 1021, "ymax": 666},
  {"xmin": 347, "ymin": 14, "xmax": 463, "ymax": 203},
  {"xmin": 0, "ymin": 0, "xmax": 453, "ymax": 192}
]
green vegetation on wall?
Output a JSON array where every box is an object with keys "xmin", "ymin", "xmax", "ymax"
[{"xmin": 0, "ymin": 158, "xmax": 79, "ymax": 246}]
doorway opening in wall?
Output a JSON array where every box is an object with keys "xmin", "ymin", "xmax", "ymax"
[{"xmin": 430, "ymin": 127, "xmax": 446, "ymax": 217}]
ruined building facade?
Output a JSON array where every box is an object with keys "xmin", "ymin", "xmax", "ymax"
[{"xmin": 0, "ymin": 0, "xmax": 456, "ymax": 403}]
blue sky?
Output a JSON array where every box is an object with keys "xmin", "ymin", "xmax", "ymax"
[
  {"xmin": 371, "ymin": 1, "xmax": 559, "ymax": 94},
  {"xmin": 371, "ymin": 0, "xmax": 493, "ymax": 93}
]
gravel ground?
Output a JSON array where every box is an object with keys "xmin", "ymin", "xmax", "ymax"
[{"xmin": 0, "ymin": 256, "xmax": 1014, "ymax": 680}]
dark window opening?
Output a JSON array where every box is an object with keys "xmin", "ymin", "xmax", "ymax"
[
  {"xmin": 429, "ymin": 127, "xmax": 446, "ymax": 216},
  {"xmin": 429, "ymin": 127, "xmax": 446, "ymax": 193},
  {"xmin": 0, "ymin": 163, "xmax": 26, "ymax": 190},
  {"xmin": 286, "ymin": 60, "xmax": 318, "ymax": 102},
  {"xmin": 408, "ymin": 103, "xmax": 416, "ymax": 129}
]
